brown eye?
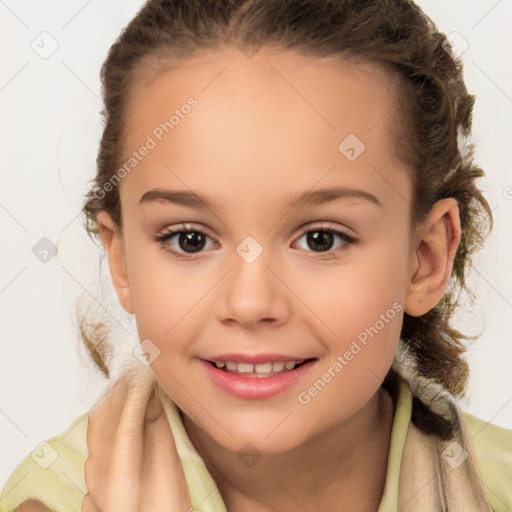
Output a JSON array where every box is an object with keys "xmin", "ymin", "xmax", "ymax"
[
  {"xmin": 294, "ymin": 225, "xmax": 357, "ymax": 259},
  {"xmin": 154, "ymin": 224, "xmax": 217, "ymax": 259},
  {"xmin": 305, "ymin": 230, "xmax": 335, "ymax": 252},
  {"xmin": 176, "ymin": 231, "xmax": 208, "ymax": 253}
]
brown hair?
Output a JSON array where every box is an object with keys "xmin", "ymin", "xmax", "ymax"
[{"xmin": 80, "ymin": 0, "xmax": 492, "ymax": 409}]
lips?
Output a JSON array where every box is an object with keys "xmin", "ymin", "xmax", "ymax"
[{"xmin": 201, "ymin": 356, "xmax": 317, "ymax": 399}]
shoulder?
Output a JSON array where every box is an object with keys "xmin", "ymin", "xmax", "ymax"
[
  {"xmin": 463, "ymin": 411, "xmax": 512, "ymax": 511},
  {"xmin": 0, "ymin": 413, "xmax": 89, "ymax": 512}
]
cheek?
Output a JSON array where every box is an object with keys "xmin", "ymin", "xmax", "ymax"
[
  {"xmin": 291, "ymin": 239, "xmax": 406, "ymax": 397},
  {"xmin": 293, "ymin": 237, "xmax": 408, "ymax": 335},
  {"xmin": 125, "ymin": 241, "xmax": 207, "ymax": 351},
  {"xmin": 131, "ymin": 277, "xmax": 204, "ymax": 350},
  {"xmin": 295, "ymin": 271, "xmax": 403, "ymax": 423}
]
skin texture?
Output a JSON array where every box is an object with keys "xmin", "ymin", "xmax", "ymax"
[{"xmin": 97, "ymin": 48, "xmax": 461, "ymax": 511}]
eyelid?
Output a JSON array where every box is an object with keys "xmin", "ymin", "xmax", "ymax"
[
  {"xmin": 157, "ymin": 222, "xmax": 217, "ymax": 241},
  {"xmin": 292, "ymin": 220, "xmax": 356, "ymax": 239}
]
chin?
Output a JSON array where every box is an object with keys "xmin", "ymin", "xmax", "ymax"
[{"xmin": 203, "ymin": 417, "xmax": 314, "ymax": 456}]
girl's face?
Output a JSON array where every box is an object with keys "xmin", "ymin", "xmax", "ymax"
[{"xmin": 106, "ymin": 48, "xmax": 416, "ymax": 453}]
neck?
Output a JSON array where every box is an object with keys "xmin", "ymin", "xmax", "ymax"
[{"xmin": 183, "ymin": 387, "xmax": 395, "ymax": 512}]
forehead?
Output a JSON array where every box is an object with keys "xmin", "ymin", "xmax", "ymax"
[
  {"xmin": 125, "ymin": 48, "xmax": 399, "ymax": 141},
  {"xmin": 119, "ymin": 48, "xmax": 411, "ymax": 217}
]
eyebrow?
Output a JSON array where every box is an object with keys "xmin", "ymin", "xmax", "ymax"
[{"xmin": 138, "ymin": 186, "xmax": 382, "ymax": 211}]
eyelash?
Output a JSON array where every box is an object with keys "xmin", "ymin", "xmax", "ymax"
[{"xmin": 153, "ymin": 222, "xmax": 357, "ymax": 261}]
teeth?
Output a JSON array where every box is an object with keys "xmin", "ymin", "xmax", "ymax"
[
  {"xmin": 237, "ymin": 362, "xmax": 254, "ymax": 373},
  {"xmin": 272, "ymin": 361, "xmax": 285, "ymax": 372},
  {"xmin": 213, "ymin": 359, "xmax": 306, "ymax": 375},
  {"xmin": 255, "ymin": 362, "xmax": 272, "ymax": 373}
]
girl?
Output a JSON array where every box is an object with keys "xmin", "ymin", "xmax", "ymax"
[{"xmin": 1, "ymin": 0, "xmax": 511, "ymax": 510}]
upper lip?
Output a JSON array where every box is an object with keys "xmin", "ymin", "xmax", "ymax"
[{"xmin": 204, "ymin": 353, "xmax": 314, "ymax": 364}]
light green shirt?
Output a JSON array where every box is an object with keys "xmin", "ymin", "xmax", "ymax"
[{"xmin": 1, "ymin": 379, "xmax": 511, "ymax": 511}]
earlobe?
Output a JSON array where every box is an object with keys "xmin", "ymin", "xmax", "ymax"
[
  {"xmin": 404, "ymin": 198, "xmax": 461, "ymax": 317},
  {"xmin": 96, "ymin": 211, "xmax": 134, "ymax": 314}
]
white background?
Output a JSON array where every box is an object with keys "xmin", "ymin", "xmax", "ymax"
[{"xmin": 1, "ymin": 0, "xmax": 511, "ymax": 488}]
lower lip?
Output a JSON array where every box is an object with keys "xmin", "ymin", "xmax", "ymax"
[{"xmin": 200, "ymin": 359, "xmax": 316, "ymax": 400}]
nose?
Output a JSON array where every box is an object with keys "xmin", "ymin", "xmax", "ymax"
[{"xmin": 215, "ymin": 245, "xmax": 291, "ymax": 329}]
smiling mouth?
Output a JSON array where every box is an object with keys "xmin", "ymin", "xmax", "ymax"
[{"xmin": 206, "ymin": 359, "xmax": 315, "ymax": 377}]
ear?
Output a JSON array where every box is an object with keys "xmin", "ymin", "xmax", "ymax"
[
  {"xmin": 96, "ymin": 211, "xmax": 134, "ymax": 314},
  {"xmin": 404, "ymin": 198, "xmax": 461, "ymax": 317}
]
